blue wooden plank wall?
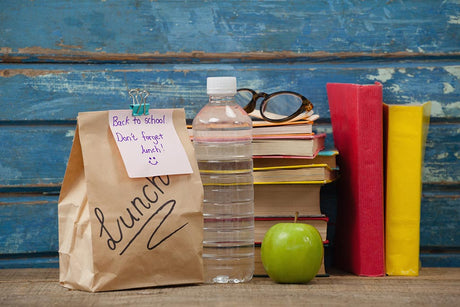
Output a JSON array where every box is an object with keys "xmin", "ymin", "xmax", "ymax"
[{"xmin": 1, "ymin": 0, "xmax": 459, "ymax": 269}]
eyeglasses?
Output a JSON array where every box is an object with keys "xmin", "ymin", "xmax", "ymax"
[{"xmin": 236, "ymin": 88, "xmax": 314, "ymax": 123}]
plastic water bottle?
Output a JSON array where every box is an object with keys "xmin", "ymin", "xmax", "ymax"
[{"xmin": 192, "ymin": 77, "xmax": 254, "ymax": 283}]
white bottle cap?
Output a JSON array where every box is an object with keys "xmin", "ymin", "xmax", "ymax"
[{"xmin": 207, "ymin": 77, "xmax": 237, "ymax": 95}]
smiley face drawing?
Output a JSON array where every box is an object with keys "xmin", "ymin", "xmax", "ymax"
[{"xmin": 148, "ymin": 157, "xmax": 159, "ymax": 166}]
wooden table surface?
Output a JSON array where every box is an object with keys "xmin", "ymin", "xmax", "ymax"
[{"xmin": 1, "ymin": 268, "xmax": 459, "ymax": 306}]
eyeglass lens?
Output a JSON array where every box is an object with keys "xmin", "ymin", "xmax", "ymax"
[
  {"xmin": 236, "ymin": 89, "xmax": 304, "ymax": 121},
  {"xmin": 262, "ymin": 93, "xmax": 303, "ymax": 120}
]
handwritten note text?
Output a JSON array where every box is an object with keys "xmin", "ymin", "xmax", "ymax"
[{"xmin": 109, "ymin": 109, "xmax": 192, "ymax": 178}]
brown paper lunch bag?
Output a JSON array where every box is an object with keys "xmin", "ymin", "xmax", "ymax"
[{"xmin": 58, "ymin": 109, "xmax": 204, "ymax": 292}]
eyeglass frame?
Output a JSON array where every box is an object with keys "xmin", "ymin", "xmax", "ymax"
[{"xmin": 237, "ymin": 88, "xmax": 314, "ymax": 123}]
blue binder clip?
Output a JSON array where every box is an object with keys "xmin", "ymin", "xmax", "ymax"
[{"xmin": 129, "ymin": 88, "xmax": 150, "ymax": 116}]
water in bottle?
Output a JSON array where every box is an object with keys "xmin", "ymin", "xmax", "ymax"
[{"xmin": 192, "ymin": 77, "xmax": 254, "ymax": 283}]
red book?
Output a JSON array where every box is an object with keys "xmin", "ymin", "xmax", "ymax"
[{"xmin": 326, "ymin": 82, "xmax": 385, "ymax": 276}]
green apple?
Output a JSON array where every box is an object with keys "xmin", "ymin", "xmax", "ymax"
[{"xmin": 261, "ymin": 217, "xmax": 323, "ymax": 284}]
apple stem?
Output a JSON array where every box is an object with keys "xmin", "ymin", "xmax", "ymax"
[{"xmin": 294, "ymin": 211, "xmax": 299, "ymax": 223}]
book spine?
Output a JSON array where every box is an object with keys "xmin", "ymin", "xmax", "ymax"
[
  {"xmin": 356, "ymin": 84, "xmax": 385, "ymax": 276},
  {"xmin": 384, "ymin": 102, "xmax": 431, "ymax": 276},
  {"xmin": 327, "ymin": 82, "xmax": 385, "ymax": 276}
]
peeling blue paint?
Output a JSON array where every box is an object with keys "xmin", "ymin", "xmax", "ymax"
[
  {"xmin": 1, "ymin": 1, "xmax": 459, "ymax": 55},
  {"xmin": 0, "ymin": 0, "xmax": 458, "ymax": 269}
]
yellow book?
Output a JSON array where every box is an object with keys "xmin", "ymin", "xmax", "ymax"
[{"xmin": 384, "ymin": 102, "xmax": 431, "ymax": 276}]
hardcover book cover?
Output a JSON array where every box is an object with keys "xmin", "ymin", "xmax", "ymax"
[
  {"xmin": 254, "ymin": 183, "xmax": 323, "ymax": 216},
  {"xmin": 252, "ymin": 133, "xmax": 326, "ymax": 157},
  {"xmin": 326, "ymin": 82, "xmax": 385, "ymax": 276},
  {"xmin": 252, "ymin": 119, "xmax": 313, "ymax": 136},
  {"xmin": 253, "ymin": 149, "xmax": 338, "ymax": 169},
  {"xmin": 253, "ymin": 164, "xmax": 336, "ymax": 183},
  {"xmin": 384, "ymin": 102, "xmax": 432, "ymax": 276}
]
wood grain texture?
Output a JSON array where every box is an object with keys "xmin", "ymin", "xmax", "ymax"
[
  {"xmin": 421, "ymin": 187, "xmax": 460, "ymax": 248},
  {"xmin": 0, "ymin": 268, "xmax": 459, "ymax": 305},
  {"xmin": 0, "ymin": 195, "xmax": 59, "ymax": 255},
  {"xmin": 0, "ymin": 123, "xmax": 457, "ymax": 187},
  {"xmin": 0, "ymin": 126, "xmax": 72, "ymax": 188},
  {"xmin": 3, "ymin": 253, "xmax": 460, "ymax": 270},
  {"xmin": 1, "ymin": 0, "xmax": 459, "ymax": 61},
  {"xmin": 0, "ymin": 63, "xmax": 459, "ymax": 121},
  {"xmin": 0, "ymin": 254, "xmax": 59, "ymax": 269},
  {"xmin": 0, "ymin": 0, "xmax": 458, "ymax": 268},
  {"xmin": 420, "ymin": 252, "xmax": 460, "ymax": 267},
  {"xmin": 0, "ymin": 189, "xmax": 457, "ymax": 259}
]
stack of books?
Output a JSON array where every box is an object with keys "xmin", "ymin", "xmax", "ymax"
[{"xmin": 252, "ymin": 119, "xmax": 338, "ymax": 277}]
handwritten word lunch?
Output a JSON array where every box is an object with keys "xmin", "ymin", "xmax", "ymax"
[
  {"xmin": 94, "ymin": 175, "xmax": 188, "ymax": 256},
  {"xmin": 116, "ymin": 130, "xmax": 165, "ymax": 156}
]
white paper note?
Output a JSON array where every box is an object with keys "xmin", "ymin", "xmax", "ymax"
[{"xmin": 108, "ymin": 109, "xmax": 193, "ymax": 178}]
